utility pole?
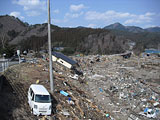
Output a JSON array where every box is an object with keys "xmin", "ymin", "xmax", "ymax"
[{"xmin": 48, "ymin": 0, "xmax": 54, "ymax": 93}]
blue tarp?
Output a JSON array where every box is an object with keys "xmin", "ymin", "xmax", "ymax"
[
  {"xmin": 145, "ymin": 50, "xmax": 160, "ymax": 54},
  {"xmin": 99, "ymin": 88, "xmax": 103, "ymax": 92},
  {"xmin": 60, "ymin": 90, "xmax": 69, "ymax": 96},
  {"xmin": 144, "ymin": 108, "xmax": 149, "ymax": 112}
]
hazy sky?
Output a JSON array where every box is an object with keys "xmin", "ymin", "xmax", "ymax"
[{"xmin": 0, "ymin": 0, "xmax": 160, "ymax": 28}]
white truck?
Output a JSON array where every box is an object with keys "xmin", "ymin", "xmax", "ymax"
[
  {"xmin": 139, "ymin": 108, "xmax": 157, "ymax": 118},
  {"xmin": 28, "ymin": 84, "xmax": 52, "ymax": 116}
]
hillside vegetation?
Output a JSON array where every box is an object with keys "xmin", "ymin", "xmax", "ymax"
[{"xmin": 0, "ymin": 15, "xmax": 160, "ymax": 56}]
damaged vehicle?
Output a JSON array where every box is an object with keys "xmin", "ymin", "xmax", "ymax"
[
  {"xmin": 139, "ymin": 108, "xmax": 156, "ymax": 118},
  {"xmin": 28, "ymin": 84, "xmax": 52, "ymax": 116}
]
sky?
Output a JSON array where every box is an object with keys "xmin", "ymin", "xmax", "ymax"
[{"xmin": 0, "ymin": 0, "xmax": 160, "ymax": 28}]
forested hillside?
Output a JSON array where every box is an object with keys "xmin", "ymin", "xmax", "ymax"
[{"xmin": 0, "ymin": 15, "xmax": 160, "ymax": 57}]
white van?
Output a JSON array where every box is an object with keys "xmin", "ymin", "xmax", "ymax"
[{"xmin": 28, "ymin": 84, "xmax": 52, "ymax": 115}]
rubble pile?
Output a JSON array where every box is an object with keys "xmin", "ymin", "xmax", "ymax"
[{"xmin": 72, "ymin": 54, "xmax": 160, "ymax": 120}]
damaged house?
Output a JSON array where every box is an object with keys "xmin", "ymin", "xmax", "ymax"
[{"xmin": 52, "ymin": 52, "xmax": 78, "ymax": 69}]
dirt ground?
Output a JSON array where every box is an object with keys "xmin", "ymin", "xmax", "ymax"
[{"xmin": 0, "ymin": 54, "xmax": 160, "ymax": 120}]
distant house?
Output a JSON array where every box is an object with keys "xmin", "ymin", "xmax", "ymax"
[
  {"xmin": 54, "ymin": 47, "xmax": 64, "ymax": 51},
  {"xmin": 145, "ymin": 49, "xmax": 160, "ymax": 54},
  {"xmin": 144, "ymin": 49, "xmax": 160, "ymax": 57},
  {"xmin": 52, "ymin": 52, "xmax": 77, "ymax": 69},
  {"xmin": 121, "ymin": 52, "xmax": 132, "ymax": 59}
]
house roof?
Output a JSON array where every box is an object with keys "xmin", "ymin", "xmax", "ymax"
[
  {"xmin": 145, "ymin": 49, "xmax": 160, "ymax": 54},
  {"xmin": 52, "ymin": 52, "xmax": 77, "ymax": 65}
]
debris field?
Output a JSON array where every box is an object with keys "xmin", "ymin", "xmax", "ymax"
[{"xmin": 1, "ymin": 53, "xmax": 160, "ymax": 120}]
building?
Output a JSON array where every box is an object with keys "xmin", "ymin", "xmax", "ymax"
[
  {"xmin": 52, "ymin": 52, "xmax": 77, "ymax": 69},
  {"xmin": 121, "ymin": 52, "xmax": 132, "ymax": 59},
  {"xmin": 145, "ymin": 49, "xmax": 160, "ymax": 54},
  {"xmin": 144, "ymin": 49, "xmax": 160, "ymax": 57}
]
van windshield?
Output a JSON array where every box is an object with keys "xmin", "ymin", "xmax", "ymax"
[{"xmin": 35, "ymin": 95, "xmax": 51, "ymax": 103}]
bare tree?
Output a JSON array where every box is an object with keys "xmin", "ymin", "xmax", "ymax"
[
  {"xmin": 134, "ymin": 44, "xmax": 145, "ymax": 68},
  {"xmin": 0, "ymin": 33, "xmax": 8, "ymax": 49}
]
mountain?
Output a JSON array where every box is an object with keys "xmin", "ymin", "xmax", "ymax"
[
  {"xmin": 104, "ymin": 22, "xmax": 160, "ymax": 33},
  {"xmin": 0, "ymin": 15, "xmax": 27, "ymax": 32},
  {"xmin": 78, "ymin": 32, "xmax": 128, "ymax": 54},
  {"xmin": 76, "ymin": 26, "xmax": 87, "ymax": 28},
  {"xmin": 0, "ymin": 15, "xmax": 28, "ymax": 41},
  {"xmin": 145, "ymin": 27, "xmax": 160, "ymax": 32},
  {"xmin": 126, "ymin": 26, "xmax": 145, "ymax": 33},
  {"xmin": 104, "ymin": 22, "xmax": 126, "ymax": 31},
  {"xmin": 10, "ymin": 23, "xmax": 60, "ymax": 45},
  {"xmin": 0, "ymin": 16, "xmax": 129, "ymax": 55},
  {"xmin": 0, "ymin": 15, "xmax": 160, "ymax": 56}
]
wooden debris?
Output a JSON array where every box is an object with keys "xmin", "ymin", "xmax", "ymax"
[{"xmin": 67, "ymin": 91, "xmax": 84, "ymax": 117}]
